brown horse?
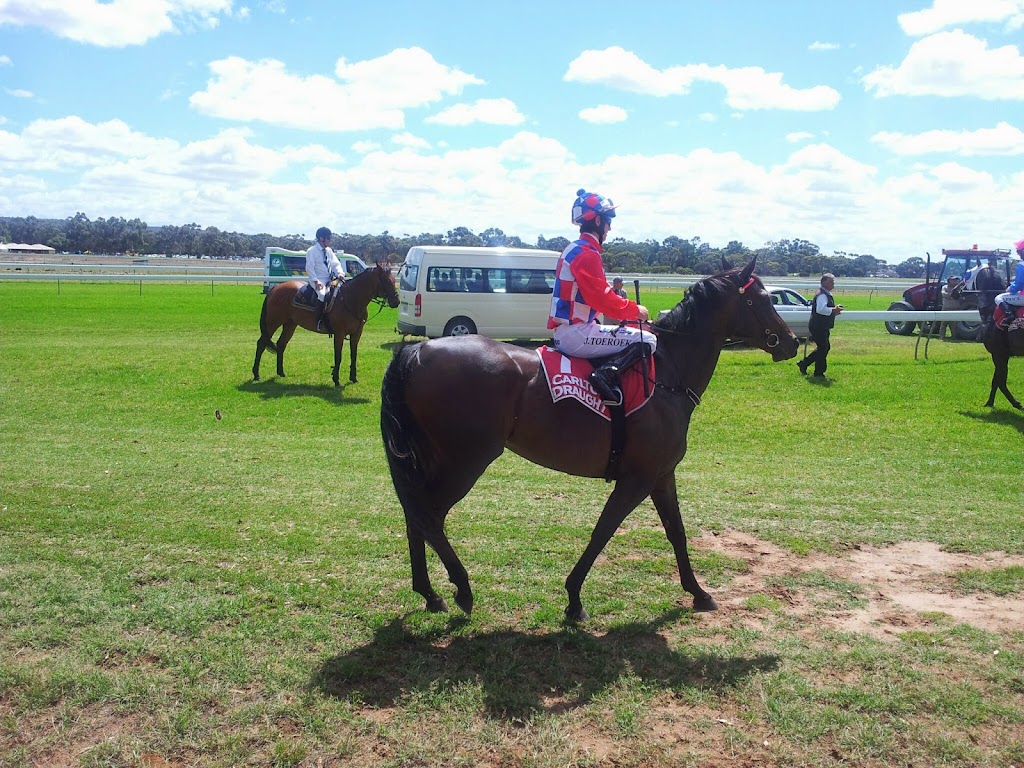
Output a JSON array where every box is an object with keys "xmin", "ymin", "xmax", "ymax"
[
  {"xmin": 253, "ymin": 263, "xmax": 399, "ymax": 386},
  {"xmin": 982, "ymin": 319, "xmax": 1024, "ymax": 410},
  {"xmin": 380, "ymin": 259, "xmax": 799, "ymax": 621}
]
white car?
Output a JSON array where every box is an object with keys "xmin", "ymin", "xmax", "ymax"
[{"xmin": 765, "ymin": 285, "xmax": 812, "ymax": 339}]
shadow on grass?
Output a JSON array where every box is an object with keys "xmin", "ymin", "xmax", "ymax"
[
  {"xmin": 238, "ymin": 379, "xmax": 369, "ymax": 405},
  {"xmin": 313, "ymin": 611, "xmax": 779, "ymax": 720},
  {"xmin": 960, "ymin": 407, "xmax": 1024, "ymax": 434}
]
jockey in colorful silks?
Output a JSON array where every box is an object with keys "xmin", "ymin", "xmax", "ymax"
[
  {"xmin": 548, "ymin": 189, "xmax": 656, "ymax": 405},
  {"xmin": 994, "ymin": 238, "xmax": 1024, "ymax": 310}
]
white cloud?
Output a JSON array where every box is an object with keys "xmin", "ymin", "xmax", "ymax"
[
  {"xmin": 864, "ymin": 29, "xmax": 1024, "ymax": 98},
  {"xmin": 392, "ymin": 132, "xmax": 431, "ymax": 149},
  {"xmin": 578, "ymin": 104, "xmax": 628, "ymax": 124},
  {"xmin": 5, "ymin": 115, "xmax": 1024, "ymax": 263},
  {"xmin": 0, "ymin": 0, "xmax": 234, "ymax": 47},
  {"xmin": 786, "ymin": 131, "xmax": 815, "ymax": 143},
  {"xmin": 564, "ymin": 46, "xmax": 840, "ymax": 111},
  {"xmin": 872, "ymin": 121, "xmax": 1024, "ymax": 155},
  {"xmin": 4, "ymin": 87, "xmax": 32, "ymax": 98},
  {"xmin": 191, "ymin": 48, "xmax": 483, "ymax": 131},
  {"xmin": 808, "ymin": 41, "xmax": 840, "ymax": 51},
  {"xmin": 0, "ymin": 55, "xmax": 11, "ymax": 65},
  {"xmin": 425, "ymin": 98, "xmax": 524, "ymax": 126},
  {"xmin": 897, "ymin": 0, "xmax": 1024, "ymax": 36}
]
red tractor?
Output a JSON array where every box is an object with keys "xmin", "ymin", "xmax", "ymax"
[{"xmin": 885, "ymin": 248, "xmax": 1013, "ymax": 340}]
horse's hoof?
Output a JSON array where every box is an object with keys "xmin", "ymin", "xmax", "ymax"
[
  {"xmin": 253, "ymin": 375, "xmax": 260, "ymax": 382},
  {"xmin": 454, "ymin": 592, "xmax": 473, "ymax": 616},
  {"xmin": 564, "ymin": 604, "xmax": 589, "ymax": 623},
  {"xmin": 426, "ymin": 596, "xmax": 449, "ymax": 613},
  {"xmin": 693, "ymin": 594, "xmax": 718, "ymax": 612}
]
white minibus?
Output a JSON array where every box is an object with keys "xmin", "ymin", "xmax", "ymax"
[{"xmin": 396, "ymin": 245, "xmax": 560, "ymax": 339}]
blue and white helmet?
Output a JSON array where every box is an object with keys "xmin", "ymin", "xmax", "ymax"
[{"xmin": 571, "ymin": 188, "xmax": 617, "ymax": 225}]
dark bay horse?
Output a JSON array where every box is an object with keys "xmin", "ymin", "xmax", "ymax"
[
  {"xmin": 982, "ymin": 319, "xmax": 1023, "ymax": 410},
  {"xmin": 253, "ymin": 263, "xmax": 399, "ymax": 386},
  {"xmin": 380, "ymin": 259, "xmax": 799, "ymax": 621}
]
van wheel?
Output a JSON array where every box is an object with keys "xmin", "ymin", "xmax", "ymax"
[{"xmin": 443, "ymin": 317, "xmax": 477, "ymax": 336}]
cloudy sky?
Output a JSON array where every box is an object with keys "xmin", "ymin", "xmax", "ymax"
[{"xmin": 1, "ymin": 0, "xmax": 1023, "ymax": 262}]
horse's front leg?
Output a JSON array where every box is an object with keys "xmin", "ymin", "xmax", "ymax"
[
  {"xmin": 348, "ymin": 331, "xmax": 361, "ymax": 383},
  {"xmin": 564, "ymin": 481, "xmax": 651, "ymax": 622},
  {"xmin": 332, "ymin": 335, "xmax": 344, "ymax": 387},
  {"xmin": 650, "ymin": 471, "xmax": 717, "ymax": 612}
]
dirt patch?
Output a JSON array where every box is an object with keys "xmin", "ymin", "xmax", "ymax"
[{"xmin": 694, "ymin": 530, "xmax": 1024, "ymax": 638}]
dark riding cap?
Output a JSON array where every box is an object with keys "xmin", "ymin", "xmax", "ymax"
[
  {"xmin": 316, "ymin": 226, "xmax": 332, "ymax": 240},
  {"xmin": 571, "ymin": 189, "xmax": 617, "ymax": 225}
]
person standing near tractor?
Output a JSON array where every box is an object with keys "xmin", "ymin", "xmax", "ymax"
[{"xmin": 797, "ymin": 273, "xmax": 843, "ymax": 379}]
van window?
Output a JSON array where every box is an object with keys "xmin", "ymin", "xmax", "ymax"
[
  {"xmin": 400, "ymin": 263, "xmax": 419, "ymax": 291},
  {"xmin": 345, "ymin": 259, "xmax": 366, "ymax": 277},
  {"xmin": 509, "ymin": 269, "xmax": 554, "ymax": 294},
  {"xmin": 427, "ymin": 267, "xmax": 464, "ymax": 292}
]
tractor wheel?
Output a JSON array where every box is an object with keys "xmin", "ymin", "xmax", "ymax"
[
  {"xmin": 885, "ymin": 301, "xmax": 916, "ymax": 336},
  {"xmin": 950, "ymin": 320, "xmax": 982, "ymax": 341}
]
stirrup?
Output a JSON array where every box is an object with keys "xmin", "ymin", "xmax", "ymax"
[{"xmin": 589, "ymin": 369, "xmax": 624, "ymax": 406}]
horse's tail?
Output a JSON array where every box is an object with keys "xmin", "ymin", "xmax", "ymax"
[
  {"xmin": 258, "ymin": 293, "xmax": 278, "ymax": 353},
  {"xmin": 380, "ymin": 343, "xmax": 428, "ymax": 507}
]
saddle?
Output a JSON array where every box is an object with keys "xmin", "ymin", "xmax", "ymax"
[
  {"xmin": 536, "ymin": 347, "xmax": 654, "ymax": 421},
  {"xmin": 292, "ymin": 282, "xmax": 341, "ymax": 312},
  {"xmin": 994, "ymin": 303, "xmax": 1021, "ymax": 331},
  {"xmin": 537, "ymin": 347, "xmax": 656, "ymax": 483}
]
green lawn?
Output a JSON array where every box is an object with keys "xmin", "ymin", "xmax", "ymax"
[{"xmin": 1, "ymin": 281, "xmax": 1022, "ymax": 768}]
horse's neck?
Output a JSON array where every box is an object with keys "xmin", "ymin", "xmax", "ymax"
[
  {"xmin": 343, "ymin": 273, "xmax": 374, "ymax": 308},
  {"xmin": 656, "ymin": 333, "xmax": 724, "ymax": 397}
]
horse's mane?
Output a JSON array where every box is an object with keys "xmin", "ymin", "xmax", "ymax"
[{"xmin": 653, "ymin": 269, "xmax": 743, "ymax": 335}]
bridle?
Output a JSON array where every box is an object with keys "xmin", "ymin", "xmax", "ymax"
[
  {"xmin": 641, "ymin": 274, "xmax": 781, "ymax": 406},
  {"xmin": 340, "ymin": 265, "xmax": 397, "ymax": 323},
  {"xmin": 738, "ymin": 276, "xmax": 782, "ymax": 349},
  {"xmin": 369, "ymin": 264, "xmax": 399, "ymax": 316}
]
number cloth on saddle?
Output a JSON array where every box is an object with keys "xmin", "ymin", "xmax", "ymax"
[{"xmin": 536, "ymin": 346, "xmax": 654, "ymax": 420}]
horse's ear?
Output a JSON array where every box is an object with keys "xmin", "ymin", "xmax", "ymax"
[
  {"xmin": 739, "ymin": 256, "xmax": 757, "ymax": 284},
  {"xmin": 721, "ymin": 257, "xmax": 733, "ymax": 271}
]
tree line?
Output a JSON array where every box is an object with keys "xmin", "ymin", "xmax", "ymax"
[{"xmin": 1, "ymin": 213, "xmax": 927, "ymax": 278}]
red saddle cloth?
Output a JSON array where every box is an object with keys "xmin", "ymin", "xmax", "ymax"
[
  {"xmin": 994, "ymin": 303, "xmax": 1020, "ymax": 331},
  {"xmin": 537, "ymin": 346, "xmax": 655, "ymax": 421}
]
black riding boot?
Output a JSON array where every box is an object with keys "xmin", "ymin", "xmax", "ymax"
[
  {"xmin": 316, "ymin": 301, "xmax": 332, "ymax": 333},
  {"xmin": 589, "ymin": 342, "xmax": 650, "ymax": 406}
]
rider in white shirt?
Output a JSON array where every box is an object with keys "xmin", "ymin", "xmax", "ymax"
[{"xmin": 306, "ymin": 226, "xmax": 343, "ymax": 331}]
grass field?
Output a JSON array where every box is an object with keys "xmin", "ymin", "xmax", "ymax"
[{"xmin": 1, "ymin": 280, "xmax": 1022, "ymax": 768}]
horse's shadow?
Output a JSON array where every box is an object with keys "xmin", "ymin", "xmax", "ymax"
[
  {"xmin": 238, "ymin": 379, "xmax": 369, "ymax": 405},
  {"xmin": 313, "ymin": 612, "xmax": 779, "ymax": 720},
  {"xmin": 960, "ymin": 408, "xmax": 1024, "ymax": 434}
]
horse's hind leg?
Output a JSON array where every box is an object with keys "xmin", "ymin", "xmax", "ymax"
[
  {"xmin": 987, "ymin": 356, "xmax": 1021, "ymax": 409},
  {"xmin": 650, "ymin": 471, "xmax": 717, "ymax": 612},
  {"xmin": 276, "ymin": 323, "xmax": 297, "ymax": 378},
  {"xmin": 407, "ymin": 524, "xmax": 449, "ymax": 613},
  {"xmin": 253, "ymin": 339, "xmax": 267, "ymax": 381}
]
